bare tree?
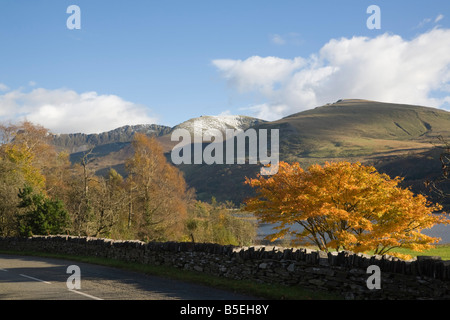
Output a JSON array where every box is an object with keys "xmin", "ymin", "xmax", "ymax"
[
  {"xmin": 426, "ymin": 136, "xmax": 450, "ymax": 207},
  {"xmin": 66, "ymin": 147, "xmax": 96, "ymax": 236}
]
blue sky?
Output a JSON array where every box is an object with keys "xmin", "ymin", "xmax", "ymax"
[{"xmin": 0, "ymin": 0, "xmax": 449, "ymax": 133}]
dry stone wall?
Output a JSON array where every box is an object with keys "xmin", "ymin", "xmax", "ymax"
[{"xmin": 1, "ymin": 235, "xmax": 449, "ymax": 299}]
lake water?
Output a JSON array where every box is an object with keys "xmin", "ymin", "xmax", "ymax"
[
  {"xmin": 256, "ymin": 215, "xmax": 450, "ymax": 244},
  {"xmin": 423, "ymin": 221, "xmax": 450, "ymax": 244}
]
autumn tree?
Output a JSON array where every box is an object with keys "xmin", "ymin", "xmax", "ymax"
[
  {"xmin": 245, "ymin": 161, "xmax": 449, "ymax": 256},
  {"xmin": 0, "ymin": 121, "xmax": 72, "ymax": 192},
  {"xmin": 0, "ymin": 121, "xmax": 71, "ymax": 236},
  {"xmin": 126, "ymin": 133, "xmax": 190, "ymax": 241},
  {"xmin": 88, "ymin": 169, "xmax": 128, "ymax": 238},
  {"xmin": 63, "ymin": 148, "xmax": 97, "ymax": 236},
  {"xmin": 0, "ymin": 121, "xmax": 50, "ymax": 191}
]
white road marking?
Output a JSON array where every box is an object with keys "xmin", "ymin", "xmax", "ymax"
[
  {"xmin": 18, "ymin": 272, "xmax": 103, "ymax": 300},
  {"xmin": 0, "ymin": 268, "xmax": 8, "ymax": 272},
  {"xmin": 19, "ymin": 273, "xmax": 52, "ymax": 284},
  {"xmin": 68, "ymin": 289, "xmax": 103, "ymax": 300}
]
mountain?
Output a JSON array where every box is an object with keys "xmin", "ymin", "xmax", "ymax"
[
  {"xmin": 258, "ymin": 99, "xmax": 450, "ymax": 162},
  {"xmin": 53, "ymin": 124, "xmax": 171, "ymax": 153},
  {"xmin": 52, "ymin": 100, "xmax": 450, "ymax": 206}
]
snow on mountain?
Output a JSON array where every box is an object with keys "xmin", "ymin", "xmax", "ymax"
[{"xmin": 171, "ymin": 115, "xmax": 266, "ymax": 134}]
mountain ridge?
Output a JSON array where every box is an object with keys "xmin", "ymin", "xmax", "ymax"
[{"xmin": 52, "ymin": 124, "xmax": 172, "ymax": 153}]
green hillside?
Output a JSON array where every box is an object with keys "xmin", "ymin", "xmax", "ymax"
[{"xmin": 261, "ymin": 99, "xmax": 450, "ymax": 160}]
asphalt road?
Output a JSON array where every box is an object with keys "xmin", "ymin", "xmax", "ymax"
[{"xmin": 0, "ymin": 254, "xmax": 257, "ymax": 300}]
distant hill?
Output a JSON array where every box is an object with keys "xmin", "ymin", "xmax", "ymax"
[
  {"xmin": 52, "ymin": 100, "xmax": 450, "ymax": 206},
  {"xmin": 52, "ymin": 124, "xmax": 171, "ymax": 153},
  {"xmin": 259, "ymin": 99, "xmax": 450, "ymax": 162}
]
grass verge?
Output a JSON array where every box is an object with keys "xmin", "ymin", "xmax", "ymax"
[
  {"xmin": 386, "ymin": 244, "xmax": 450, "ymax": 260},
  {"xmin": 0, "ymin": 249, "xmax": 343, "ymax": 300}
]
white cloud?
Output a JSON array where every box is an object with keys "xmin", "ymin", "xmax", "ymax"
[
  {"xmin": 0, "ymin": 87, "xmax": 158, "ymax": 134},
  {"xmin": 0, "ymin": 83, "xmax": 9, "ymax": 92},
  {"xmin": 269, "ymin": 33, "xmax": 303, "ymax": 46},
  {"xmin": 435, "ymin": 14, "xmax": 444, "ymax": 23},
  {"xmin": 213, "ymin": 28, "xmax": 450, "ymax": 120},
  {"xmin": 213, "ymin": 56, "xmax": 305, "ymax": 96},
  {"xmin": 270, "ymin": 34, "xmax": 286, "ymax": 45},
  {"xmin": 217, "ymin": 110, "xmax": 232, "ymax": 117},
  {"xmin": 416, "ymin": 14, "xmax": 445, "ymax": 29},
  {"xmin": 416, "ymin": 18, "xmax": 432, "ymax": 29}
]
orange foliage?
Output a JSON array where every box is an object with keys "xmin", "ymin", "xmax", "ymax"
[
  {"xmin": 126, "ymin": 133, "xmax": 189, "ymax": 241},
  {"xmin": 245, "ymin": 161, "xmax": 449, "ymax": 255}
]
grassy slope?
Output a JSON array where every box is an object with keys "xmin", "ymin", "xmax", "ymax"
[{"xmin": 268, "ymin": 99, "xmax": 450, "ymax": 160}]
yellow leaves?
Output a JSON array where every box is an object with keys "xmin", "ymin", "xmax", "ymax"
[
  {"xmin": 245, "ymin": 160, "xmax": 450, "ymax": 253},
  {"xmin": 0, "ymin": 121, "xmax": 64, "ymax": 194},
  {"xmin": 2, "ymin": 141, "xmax": 46, "ymax": 191},
  {"xmin": 389, "ymin": 252, "xmax": 413, "ymax": 261}
]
